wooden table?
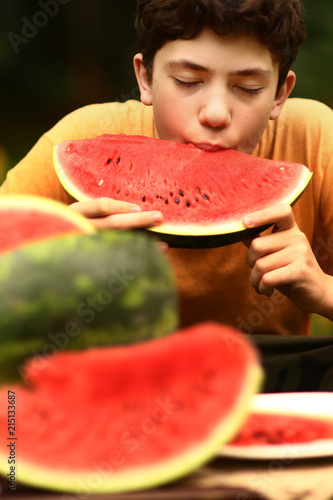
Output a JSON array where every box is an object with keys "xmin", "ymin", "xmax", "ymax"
[{"xmin": 2, "ymin": 455, "xmax": 333, "ymax": 500}]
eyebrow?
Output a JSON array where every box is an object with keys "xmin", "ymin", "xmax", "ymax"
[
  {"xmin": 166, "ymin": 59, "xmax": 272, "ymax": 77},
  {"xmin": 231, "ymin": 68, "xmax": 272, "ymax": 77},
  {"xmin": 166, "ymin": 59, "xmax": 209, "ymax": 72}
]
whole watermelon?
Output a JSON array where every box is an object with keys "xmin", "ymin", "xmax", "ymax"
[{"xmin": 0, "ymin": 230, "xmax": 178, "ymax": 382}]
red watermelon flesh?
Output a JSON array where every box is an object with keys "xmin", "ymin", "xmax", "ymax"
[
  {"xmin": 54, "ymin": 134, "xmax": 312, "ymax": 247},
  {"xmin": 230, "ymin": 412, "xmax": 333, "ymax": 445},
  {"xmin": 0, "ymin": 195, "xmax": 94, "ymax": 255},
  {"xmin": 0, "ymin": 323, "xmax": 262, "ymax": 494}
]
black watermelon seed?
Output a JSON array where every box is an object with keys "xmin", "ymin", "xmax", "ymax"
[
  {"xmin": 178, "ymin": 189, "xmax": 184, "ymax": 197},
  {"xmin": 156, "ymin": 194, "xmax": 159, "ymax": 199},
  {"xmin": 160, "ymin": 195, "xmax": 164, "ymax": 200},
  {"xmin": 142, "ymin": 195, "xmax": 146, "ymax": 202},
  {"xmin": 106, "ymin": 158, "xmax": 112, "ymax": 165},
  {"xmin": 164, "ymin": 198, "xmax": 168, "ymax": 204},
  {"xmin": 175, "ymin": 197, "xmax": 180, "ymax": 204},
  {"xmin": 169, "ymin": 191, "xmax": 173, "ymax": 197},
  {"xmin": 196, "ymin": 187, "xmax": 201, "ymax": 193},
  {"xmin": 117, "ymin": 189, "xmax": 121, "ymax": 194},
  {"xmin": 186, "ymin": 200, "xmax": 191, "ymax": 207},
  {"xmin": 203, "ymin": 194, "xmax": 210, "ymax": 200},
  {"xmin": 116, "ymin": 157, "xmax": 121, "ymax": 164},
  {"xmin": 195, "ymin": 197, "xmax": 199, "ymax": 202},
  {"xmin": 125, "ymin": 191, "xmax": 130, "ymax": 196}
]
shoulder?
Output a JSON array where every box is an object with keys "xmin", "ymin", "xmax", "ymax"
[
  {"xmin": 283, "ymin": 99, "xmax": 333, "ymax": 157},
  {"xmin": 282, "ymin": 97, "xmax": 332, "ymax": 116},
  {"xmin": 259, "ymin": 98, "xmax": 332, "ymax": 168},
  {"xmin": 45, "ymin": 100, "xmax": 154, "ymax": 145},
  {"xmin": 279, "ymin": 98, "xmax": 333, "ymax": 127},
  {"xmin": 279, "ymin": 98, "xmax": 333, "ymax": 133}
]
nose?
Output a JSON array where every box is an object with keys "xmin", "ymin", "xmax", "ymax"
[{"xmin": 199, "ymin": 88, "xmax": 231, "ymax": 129}]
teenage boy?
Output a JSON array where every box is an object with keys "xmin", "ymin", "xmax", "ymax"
[{"xmin": 1, "ymin": 0, "xmax": 333, "ymax": 336}]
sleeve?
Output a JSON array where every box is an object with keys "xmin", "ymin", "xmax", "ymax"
[
  {"xmin": 0, "ymin": 100, "xmax": 152, "ymax": 203},
  {"xmin": 307, "ymin": 101, "xmax": 333, "ymax": 276},
  {"xmin": 317, "ymin": 148, "xmax": 333, "ymax": 275},
  {"xmin": 0, "ymin": 134, "xmax": 71, "ymax": 203}
]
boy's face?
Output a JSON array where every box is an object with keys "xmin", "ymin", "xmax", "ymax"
[{"xmin": 134, "ymin": 29, "xmax": 295, "ymax": 154}]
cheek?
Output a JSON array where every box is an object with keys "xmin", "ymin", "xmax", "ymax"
[
  {"xmin": 153, "ymin": 95, "xmax": 189, "ymax": 140},
  {"xmin": 236, "ymin": 113, "xmax": 270, "ymax": 153},
  {"xmin": 241, "ymin": 102, "xmax": 274, "ymax": 148}
]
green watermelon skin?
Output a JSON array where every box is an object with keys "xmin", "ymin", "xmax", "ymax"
[
  {"xmin": 0, "ymin": 231, "xmax": 178, "ymax": 383},
  {"xmin": 0, "ymin": 323, "xmax": 263, "ymax": 494},
  {"xmin": 54, "ymin": 134, "xmax": 312, "ymax": 248}
]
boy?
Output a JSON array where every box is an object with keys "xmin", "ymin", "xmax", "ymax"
[{"xmin": 1, "ymin": 0, "xmax": 333, "ymax": 335}]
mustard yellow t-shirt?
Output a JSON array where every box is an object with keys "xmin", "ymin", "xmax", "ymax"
[{"xmin": 1, "ymin": 98, "xmax": 333, "ymax": 336}]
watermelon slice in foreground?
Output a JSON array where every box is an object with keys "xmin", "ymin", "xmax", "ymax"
[
  {"xmin": 0, "ymin": 195, "xmax": 95, "ymax": 255},
  {"xmin": 0, "ymin": 323, "xmax": 262, "ymax": 494},
  {"xmin": 53, "ymin": 134, "xmax": 312, "ymax": 248}
]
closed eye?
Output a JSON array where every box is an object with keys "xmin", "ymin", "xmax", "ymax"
[
  {"xmin": 237, "ymin": 86, "xmax": 263, "ymax": 95},
  {"xmin": 174, "ymin": 78, "xmax": 200, "ymax": 88}
]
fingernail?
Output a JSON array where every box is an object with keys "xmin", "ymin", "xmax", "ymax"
[
  {"xmin": 153, "ymin": 212, "xmax": 163, "ymax": 224},
  {"xmin": 244, "ymin": 216, "xmax": 254, "ymax": 227},
  {"xmin": 131, "ymin": 205, "xmax": 141, "ymax": 213}
]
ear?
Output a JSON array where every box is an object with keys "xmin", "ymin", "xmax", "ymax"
[
  {"xmin": 269, "ymin": 71, "xmax": 296, "ymax": 121},
  {"xmin": 133, "ymin": 53, "xmax": 153, "ymax": 106}
]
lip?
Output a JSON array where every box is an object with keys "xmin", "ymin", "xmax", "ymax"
[{"xmin": 193, "ymin": 143, "xmax": 227, "ymax": 152}]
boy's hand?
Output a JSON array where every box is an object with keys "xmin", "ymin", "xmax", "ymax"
[
  {"xmin": 69, "ymin": 198, "xmax": 163, "ymax": 230},
  {"xmin": 243, "ymin": 204, "xmax": 333, "ymax": 317}
]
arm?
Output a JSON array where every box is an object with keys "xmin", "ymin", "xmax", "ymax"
[{"xmin": 244, "ymin": 204, "xmax": 333, "ymax": 321}]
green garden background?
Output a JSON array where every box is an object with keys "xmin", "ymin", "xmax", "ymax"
[{"xmin": 0, "ymin": 0, "xmax": 332, "ymax": 335}]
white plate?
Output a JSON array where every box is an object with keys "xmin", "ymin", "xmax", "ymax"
[{"xmin": 220, "ymin": 392, "xmax": 333, "ymax": 460}]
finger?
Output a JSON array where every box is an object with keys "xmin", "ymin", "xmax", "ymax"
[
  {"xmin": 246, "ymin": 231, "xmax": 292, "ymax": 268},
  {"xmin": 88, "ymin": 210, "xmax": 163, "ymax": 230},
  {"xmin": 247, "ymin": 229, "xmax": 307, "ymax": 269},
  {"xmin": 243, "ymin": 235, "xmax": 259, "ymax": 250},
  {"xmin": 248, "ymin": 248, "xmax": 290, "ymax": 292},
  {"xmin": 249, "ymin": 244, "xmax": 307, "ymax": 296},
  {"xmin": 243, "ymin": 204, "xmax": 296, "ymax": 233},
  {"xmin": 254, "ymin": 264, "xmax": 298, "ymax": 297},
  {"xmin": 158, "ymin": 241, "xmax": 169, "ymax": 254},
  {"xmin": 70, "ymin": 198, "xmax": 142, "ymax": 218}
]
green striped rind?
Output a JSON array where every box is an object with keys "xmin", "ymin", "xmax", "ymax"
[
  {"xmin": 0, "ymin": 231, "xmax": 178, "ymax": 382},
  {"xmin": 0, "ymin": 331, "xmax": 263, "ymax": 494}
]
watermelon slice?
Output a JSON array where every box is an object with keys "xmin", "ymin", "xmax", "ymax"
[
  {"xmin": 0, "ymin": 195, "xmax": 95, "ymax": 255},
  {"xmin": 53, "ymin": 134, "xmax": 312, "ymax": 248},
  {"xmin": 230, "ymin": 412, "xmax": 333, "ymax": 445},
  {"xmin": 0, "ymin": 323, "xmax": 263, "ymax": 494}
]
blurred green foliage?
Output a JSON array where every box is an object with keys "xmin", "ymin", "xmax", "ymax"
[
  {"xmin": 292, "ymin": 0, "xmax": 333, "ymax": 108},
  {"xmin": 312, "ymin": 315, "xmax": 333, "ymax": 337}
]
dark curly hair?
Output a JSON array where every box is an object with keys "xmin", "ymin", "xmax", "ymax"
[{"xmin": 135, "ymin": 0, "xmax": 306, "ymax": 92}]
